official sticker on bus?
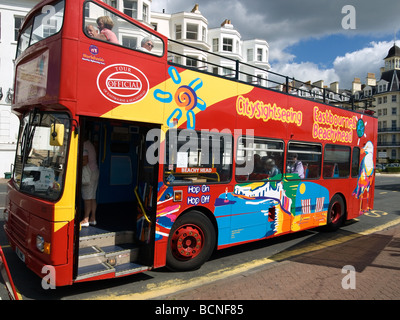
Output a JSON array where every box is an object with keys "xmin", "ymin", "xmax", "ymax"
[{"xmin": 97, "ymin": 64, "xmax": 149, "ymax": 104}]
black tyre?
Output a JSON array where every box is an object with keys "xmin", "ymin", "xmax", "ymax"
[
  {"xmin": 166, "ymin": 211, "xmax": 216, "ymax": 271},
  {"xmin": 325, "ymin": 194, "xmax": 345, "ymax": 231}
]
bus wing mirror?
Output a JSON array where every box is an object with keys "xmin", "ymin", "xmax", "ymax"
[{"xmin": 50, "ymin": 123, "xmax": 65, "ymax": 146}]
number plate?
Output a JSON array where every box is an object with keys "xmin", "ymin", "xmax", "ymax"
[{"xmin": 15, "ymin": 246, "xmax": 25, "ymax": 263}]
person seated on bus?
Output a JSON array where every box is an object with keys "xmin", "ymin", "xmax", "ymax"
[
  {"xmin": 86, "ymin": 25, "xmax": 102, "ymax": 40},
  {"xmin": 264, "ymin": 158, "xmax": 280, "ymax": 178},
  {"xmin": 140, "ymin": 37, "xmax": 154, "ymax": 52},
  {"xmin": 287, "ymin": 153, "xmax": 304, "ymax": 178},
  {"xmin": 92, "ymin": 16, "xmax": 119, "ymax": 44},
  {"xmin": 253, "ymin": 154, "xmax": 263, "ymax": 173}
]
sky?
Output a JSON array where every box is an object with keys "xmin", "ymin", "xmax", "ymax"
[{"xmin": 152, "ymin": 0, "xmax": 400, "ymax": 89}]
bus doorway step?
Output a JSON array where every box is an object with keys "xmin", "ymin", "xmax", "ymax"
[{"xmin": 76, "ymin": 229, "xmax": 149, "ymax": 281}]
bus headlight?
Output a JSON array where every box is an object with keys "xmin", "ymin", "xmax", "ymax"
[
  {"xmin": 36, "ymin": 235, "xmax": 51, "ymax": 254},
  {"xmin": 36, "ymin": 235, "xmax": 45, "ymax": 252}
]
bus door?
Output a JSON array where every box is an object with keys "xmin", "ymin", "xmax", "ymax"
[
  {"xmin": 75, "ymin": 120, "xmax": 159, "ymax": 281},
  {"xmin": 96, "ymin": 121, "xmax": 140, "ymax": 204},
  {"xmin": 134, "ymin": 126, "xmax": 160, "ymax": 264}
]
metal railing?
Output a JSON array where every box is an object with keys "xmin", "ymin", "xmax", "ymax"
[{"xmin": 167, "ymin": 39, "xmax": 356, "ymax": 110}]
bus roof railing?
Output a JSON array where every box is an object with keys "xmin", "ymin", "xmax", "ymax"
[{"xmin": 167, "ymin": 39, "xmax": 356, "ymax": 110}]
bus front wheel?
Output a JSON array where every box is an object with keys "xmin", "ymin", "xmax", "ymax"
[
  {"xmin": 326, "ymin": 195, "xmax": 345, "ymax": 231},
  {"xmin": 166, "ymin": 211, "xmax": 216, "ymax": 271}
]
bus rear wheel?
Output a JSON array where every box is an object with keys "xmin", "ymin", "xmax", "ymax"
[
  {"xmin": 167, "ymin": 211, "xmax": 216, "ymax": 271},
  {"xmin": 326, "ymin": 195, "xmax": 345, "ymax": 231}
]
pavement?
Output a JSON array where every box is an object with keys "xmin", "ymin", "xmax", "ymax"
[
  {"xmin": 1, "ymin": 177, "xmax": 400, "ymax": 301},
  {"xmin": 163, "ymin": 222, "xmax": 400, "ymax": 300}
]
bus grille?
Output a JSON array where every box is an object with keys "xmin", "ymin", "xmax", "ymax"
[{"xmin": 9, "ymin": 212, "xmax": 29, "ymax": 246}]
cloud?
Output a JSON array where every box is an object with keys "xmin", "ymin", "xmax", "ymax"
[
  {"xmin": 271, "ymin": 61, "xmax": 339, "ymax": 87},
  {"xmin": 333, "ymin": 41, "xmax": 392, "ymax": 87},
  {"xmin": 151, "ymin": 0, "xmax": 399, "ymax": 88},
  {"xmin": 271, "ymin": 41, "xmax": 393, "ymax": 88}
]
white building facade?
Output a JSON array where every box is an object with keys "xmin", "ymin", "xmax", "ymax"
[
  {"xmin": 0, "ymin": 0, "xmax": 271, "ymax": 177},
  {"xmin": 0, "ymin": 0, "xmax": 37, "ymax": 178}
]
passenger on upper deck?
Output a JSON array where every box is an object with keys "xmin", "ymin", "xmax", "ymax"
[
  {"xmin": 86, "ymin": 16, "xmax": 119, "ymax": 44},
  {"xmin": 140, "ymin": 37, "xmax": 154, "ymax": 52}
]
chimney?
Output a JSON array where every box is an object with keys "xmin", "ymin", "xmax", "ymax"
[
  {"xmin": 366, "ymin": 73, "xmax": 376, "ymax": 86},
  {"xmin": 312, "ymin": 80, "xmax": 324, "ymax": 89},
  {"xmin": 330, "ymin": 81, "xmax": 339, "ymax": 94},
  {"xmin": 221, "ymin": 19, "xmax": 232, "ymax": 27},
  {"xmin": 352, "ymin": 78, "xmax": 362, "ymax": 94},
  {"xmin": 191, "ymin": 4, "xmax": 201, "ymax": 14}
]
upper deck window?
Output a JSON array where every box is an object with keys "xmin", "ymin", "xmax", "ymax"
[
  {"xmin": 83, "ymin": 1, "xmax": 164, "ymax": 57},
  {"xmin": 16, "ymin": 0, "xmax": 65, "ymax": 58}
]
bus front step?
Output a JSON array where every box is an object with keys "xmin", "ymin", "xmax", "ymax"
[
  {"xmin": 79, "ymin": 230, "xmax": 134, "ymax": 248},
  {"xmin": 78, "ymin": 243, "xmax": 140, "ymax": 268},
  {"xmin": 76, "ymin": 261, "xmax": 149, "ymax": 281},
  {"xmin": 76, "ymin": 229, "xmax": 148, "ymax": 281}
]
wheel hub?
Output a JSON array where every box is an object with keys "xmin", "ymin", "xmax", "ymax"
[{"xmin": 171, "ymin": 225, "xmax": 204, "ymax": 260}]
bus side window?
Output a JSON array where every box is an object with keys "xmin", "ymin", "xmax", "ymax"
[
  {"xmin": 351, "ymin": 147, "xmax": 360, "ymax": 177},
  {"xmin": 323, "ymin": 144, "xmax": 351, "ymax": 179},
  {"xmin": 164, "ymin": 129, "xmax": 233, "ymax": 185},
  {"xmin": 83, "ymin": 1, "xmax": 164, "ymax": 56},
  {"xmin": 286, "ymin": 142, "xmax": 321, "ymax": 180},
  {"xmin": 235, "ymin": 137, "xmax": 284, "ymax": 182}
]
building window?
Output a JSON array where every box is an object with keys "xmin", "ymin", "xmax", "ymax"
[
  {"xmin": 222, "ymin": 67, "xmax": 234, "ymax": 77},
  {"xmin": 392, "ymin": 95, "xmax": 397, "ymax": 102},
  {"xmin": 14, "ymin": 16, "xmax": 24, "ymax": 41},
  {"xmin": 392, "ymin": 150, "xmax": 397, "ymax": 159},
  {"xmin": 186, "ymin": 56, "xmax": 198, "ymax": 68},
  {"xmin": 124, "ymin": 0, "xmax": 138, "ymax": 19},
  {"xmin": 186, "ymin": 24, "xmax": 198, "ymax": 40},
  {"xmin": 393, "ymin": 107, "xmax": 397, "ymax": 115},
  {"xmin": 122, "ymin": 36, "xmax": 137, "ymax": 49},
  {"xmin": 175, "ymin": 24, "xmax": 182, "ymax": 40},
  {"xmin": 383, "ymin": 96, "xmax": 387, "ymax": 103},
  {"xmin": 223, "ymin": 38, "xmax": 233, "ymax": 52},
  {"xmin": 143, "ymin": 4, "xmax": 149, "ymax": 22},
  {"xmin": 392, "ymin": 120, "xmax": 397, "ymax": 129},
  {"xmin": 256, "ymin": 75, "xmax": 263, "ymax": 86},
  {"xmin": 109, "ymin": 0, "xmax": 117, "ymax": 8},
  {"xmin": 84, "ymin": 4, "xmax": 90, "ymax": 17},
  {"xmin": 202, "ymin": 26, "xmax": 206, "ymax": 42},
  {"xmin": 383, "ymin": 108, "xmax": 387, "ymax": 115},
  {"xmin": 257, "ymin": 48, "xmax": 263, "ymax": 61},
  {"xmin": 212, "ymin": 38, "xmax": 219, "ymax": 52},
  {"xmin": 247, "ymin": 49, "xmax": 253, "ymax": 61},
  {"xmin": 378, "ymin": 97, "xmax": 382, "ymax": 104}
]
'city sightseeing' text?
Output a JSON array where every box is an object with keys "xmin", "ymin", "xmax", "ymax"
[{"xmin": 236, "ymin": 95, "xmax": 303, "ymax": 127}]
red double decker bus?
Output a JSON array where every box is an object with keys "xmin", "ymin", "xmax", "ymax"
[{"xmin": 3, "ymin": 0, "xmax": 377, "ymax": 286}]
